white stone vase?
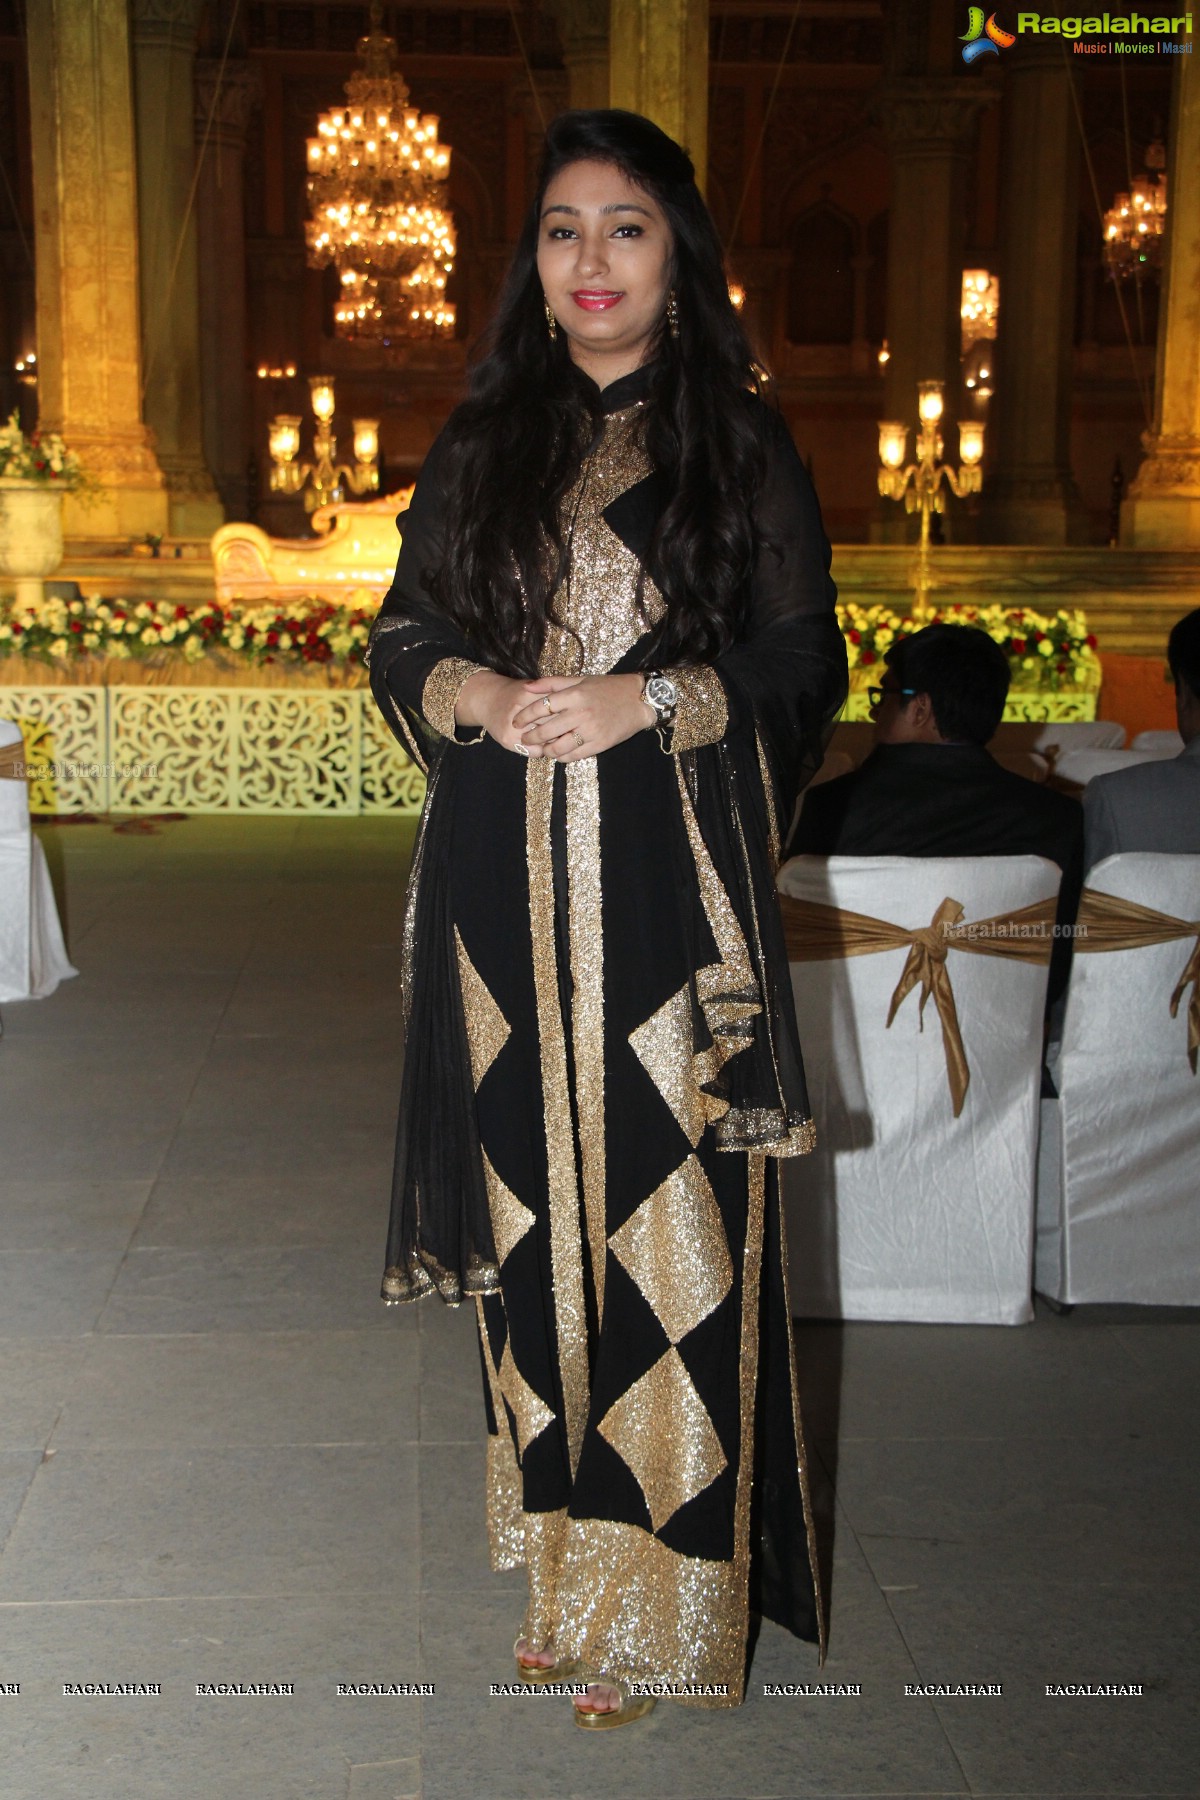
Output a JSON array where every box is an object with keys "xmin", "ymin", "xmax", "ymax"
[{"xmin": 0, "ymin": 477, "xmax": 66, "ymax": 608}]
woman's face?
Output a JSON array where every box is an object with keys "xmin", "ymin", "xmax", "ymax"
[{"xmin": 536, "ymin": 158, "xmax": 674, "ymax": 386}]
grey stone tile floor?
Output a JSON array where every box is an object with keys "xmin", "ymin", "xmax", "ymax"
[{"xmin": 0, "ymin": 815, "xmax": 1196, "ymax": 1800}]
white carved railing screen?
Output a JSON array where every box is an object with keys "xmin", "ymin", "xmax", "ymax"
[{"xmin": 0, "ymin": 687, "xmax": 426, "ymax": 815}]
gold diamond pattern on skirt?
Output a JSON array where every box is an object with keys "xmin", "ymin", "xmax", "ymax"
[
  {"xmin": 629, "ymin": 983, "xmax": 709, "ymax": 1148},
  {"xmin": 454, "ymin": 928, "xmax": 511, "ymax": 1090},
  {"xmin": 498, "ymin": 1342, "xmax": 555, "ymax": 1458},
  {"xmin": 482, "ymin": 1153, "xmax": 534, "ymax": 1268},
  {"xmin": 608, "ymin": 1155, "xmax": 733, "ymax": 1345},
  {"xmin": 597, "ymin": 1346, "xmax": 728, "ymax": 1532}
]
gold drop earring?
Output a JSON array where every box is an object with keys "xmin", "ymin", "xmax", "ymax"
[
  {"xmin": 544, "ymin": 299, "xmax": 558, "ymax": 342},
  {"xmin": 666, "ymin": 290, "xmax": 680, "ymax": 339}
]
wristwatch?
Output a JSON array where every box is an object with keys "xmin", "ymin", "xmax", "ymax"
[{"xmin": 642, "ymin": 671, "xmax": 679, "ymax": 749}]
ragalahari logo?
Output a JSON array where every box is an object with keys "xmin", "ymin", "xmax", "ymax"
[{"xmin": 961, "ymin": 7, "xmax": 1018, "ymax": 58}]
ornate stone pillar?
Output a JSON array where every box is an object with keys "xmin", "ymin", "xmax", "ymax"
[
  {"xmin": 195, "ymin": 59, "xmax": 259, "ymax": 523},
  {"xmin": 1122, "ymin": 51, "xmax": 1200, "ymax": 549},
  {"xmin": 609, "ymin": 0, "xmax": 708, "ymax": 188},
  {"xmin": 985, "ymin": 48, "xmax": 1086, "ymax": 545},
  {"xmin": 547, "ymin": 0, "xmax": 610, "ymax": 112},
  {"xmin": 130, "ymin": 0, "xmax": 222, "ymax": 536},
  {"xmin": 877, "ymin": 81, "xmax": 983, "ymax": 541},
  {"xmin": 25, "ymin": 0, "xmax": 167, "ymax": 540}
]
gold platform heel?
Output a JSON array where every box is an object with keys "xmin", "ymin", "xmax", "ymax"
[
  {"xmin": 513, "ymin": 1636, "xmax": 580, "ymax": 1685},
  {"xmin": 573, "ymin": 1677, "xmax": 657, "ymax": 1730}
]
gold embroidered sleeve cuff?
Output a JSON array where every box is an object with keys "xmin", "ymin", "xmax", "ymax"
[
  {"xmin": 422, "ymin": 658, "xmax": 488, "ymax": 742},
  {"xmin": 665, "ymin": 666, "xmax": 729, "ymax": 754}
]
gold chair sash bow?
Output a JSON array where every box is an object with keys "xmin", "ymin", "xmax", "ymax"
[
  {"xmin": 0, "ymin": 737, "xmax": 28, "ymax": 781},
  {"xmin": 781, "ymin": 893, "xmax": 1059, "ymax": 1116},
  {"xmin": 1075, "ymin": 888, "xmax": 1200, "ymax": 1075}
]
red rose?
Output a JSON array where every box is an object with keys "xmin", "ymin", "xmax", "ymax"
[
  {"xmin": 1031, "ymin": 630, "xmax": 1043, "ymax": 644},
  {"xmin": 848, "ymin": 629, "xmax": 861, "ymax": 645},
  {"xmin": 266, "ymin": 630, "xmax": 278, "ymax": 646},
  {"xmin": 174, "ymin": 604, "xmax": 189, "ymax": 620},
  {"xmin": 1056, "ymin": 661, "xmax": 1066, "ymax": 673},
  {"xmin": 1011, "ymin": 637, "xmax": 1026, "ymax": 655},
  {"xmin": 70, "ymin": 620, "xmax": 83, "ymax": 632},
  {"xmin": 1085, "ymin": 634, "xmax": 1097, "ymax": 649},
  {"xmin": 860, "ymin": 649, "xmax": 877, "ymax": 666}
]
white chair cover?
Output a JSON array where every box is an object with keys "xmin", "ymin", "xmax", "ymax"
[
  {"xmin": 0, "ymin": 718, "xmax": 78, "ymax": 1003},
  {"xmin": 778, "ymin": 854, "xmax": 1061, "ymax": 1325},
  {"xmin": 1036, "ymin": 853, "xmax": 1200, "ymax": 1305},
  {"xmin": 1054, "ymin": 747, "xmax": 1175, "ymax": 789},
  {"xmin": 1130, "ymin": 729, "xmax": 1183, "ymax": 755}
]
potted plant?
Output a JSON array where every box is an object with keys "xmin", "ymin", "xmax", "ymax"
[{"xmin": 0, "ymin": 412, "xmax": 92, "ymax": 608}]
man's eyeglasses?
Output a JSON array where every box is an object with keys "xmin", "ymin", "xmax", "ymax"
[{"xmin": 867, "ymin": 684, "xmax": 917, "ymax": 708}]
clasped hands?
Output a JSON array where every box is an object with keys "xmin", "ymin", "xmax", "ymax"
[{"xmin": 455, "ymin": 670, "xmax": 655, "ymax": 764}]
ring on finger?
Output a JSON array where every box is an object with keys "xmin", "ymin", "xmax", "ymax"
[
  {"xmin": 573, "ymin": 730, "xmax": 583, "ymax": 749},
  {"xmin": 541, "ymin": 695, "xmax": 553, "ymax": 712}
]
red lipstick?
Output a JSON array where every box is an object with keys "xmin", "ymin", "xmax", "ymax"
[{"xmin": 571, "ymin": 290, "xmax": 623, "ymax": 311}]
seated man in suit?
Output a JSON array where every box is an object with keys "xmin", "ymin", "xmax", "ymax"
[
  {"xmin": 1084, "ymin": 607, "xmax": 1200, "ymax": 870},
  {"xmin": 786, "ymin": 622, "xmax": 1083, "ymax": 1002}
]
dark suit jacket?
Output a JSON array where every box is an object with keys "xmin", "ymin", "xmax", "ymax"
[
  {"xmin": 786, "ymin": 742, "xmax": 1084, "ymax": 1004},
  {"xmin": 1083, "ymin": 737, "xmax": 1200, "ymax": 869}
]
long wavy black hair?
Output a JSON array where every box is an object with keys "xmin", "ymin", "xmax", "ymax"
[{"xmin": 428, "ymin": 108, "xmax": 770, "ymax": 676}]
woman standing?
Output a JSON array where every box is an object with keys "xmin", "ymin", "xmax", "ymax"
[{"xmin": 367, "ymin": 109, "xmax": 846, "ymax": 1728}]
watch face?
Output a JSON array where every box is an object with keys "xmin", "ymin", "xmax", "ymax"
[{"xmin": 646, "ymin": 675, "xmax": 679, "ymax": 708}]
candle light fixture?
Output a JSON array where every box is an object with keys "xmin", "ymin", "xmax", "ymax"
[
  {"xmin": 1103, "ymin": 134, "xmax": 1168, "ymax": 281},
  {"xmin": 877, "ymin": 379, "xmax": 985, "ymax": 609},
  {"xmin": 305, "ymin": 1, "xmax": 456, "ymax": 342},
  {"xmin": 268, "ymin": 375, "xmax": 379, "ymax": 521}
]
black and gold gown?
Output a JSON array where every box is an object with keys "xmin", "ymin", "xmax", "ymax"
[{"xmin": 366, "ymin": 362, "xmax": 848, "ymax": 1705}]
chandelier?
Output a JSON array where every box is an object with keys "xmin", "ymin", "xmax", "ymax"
[
  {"xmin": 960, "ymin": 270, "xmax": 998, "ymax": 353},
  {"xmin": 305, "ymin": 3, "xmax": 456, "ymax": 341},
  {"xmin": 1102, "ymin": 136, "xmax": 1168, "ymax": 281}
]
